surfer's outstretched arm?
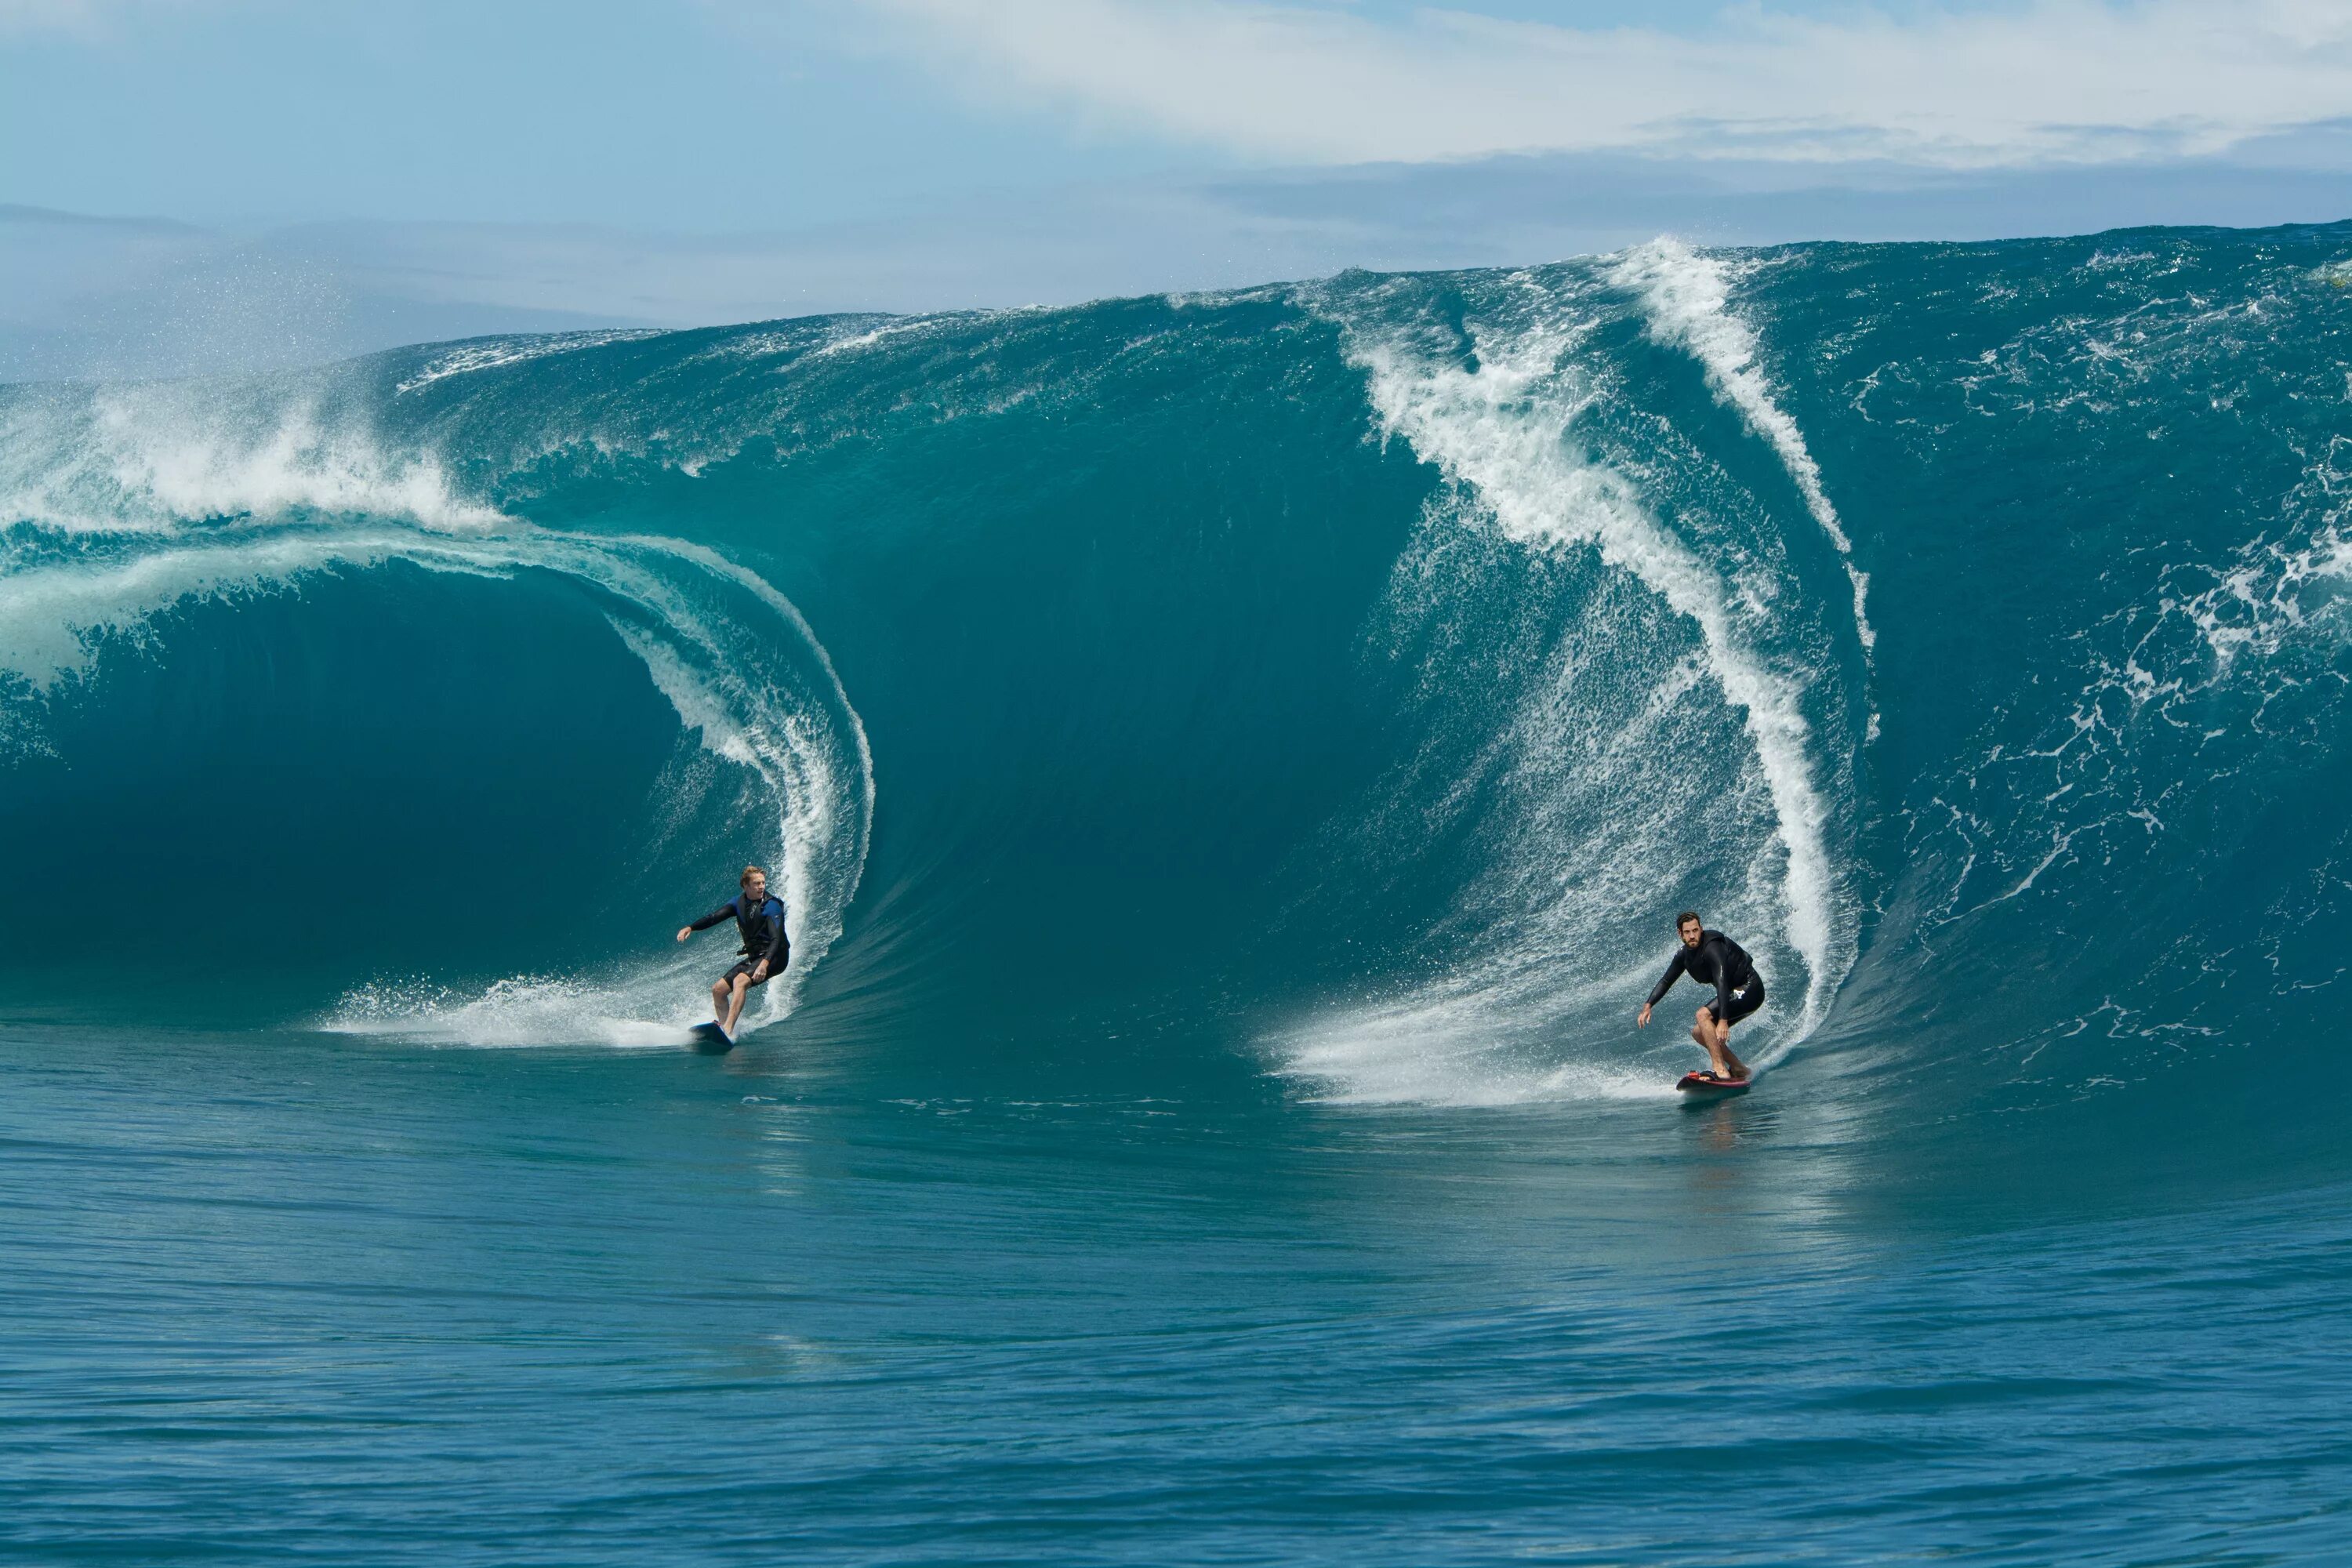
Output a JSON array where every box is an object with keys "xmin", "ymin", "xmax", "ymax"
[
  {"xmin": 676, "ymin": 902, "xmax": 737, "ymax": 943},
  {"xmin": 1638, "ymin": 949, "xmax": 1690, "ymax": 1025}
]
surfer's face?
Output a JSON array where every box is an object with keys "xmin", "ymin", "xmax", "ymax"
[
  {"xmin": 1679, "ymin": 920, "xmax": 1703, "ymax": 948},
  {"xmin": 744, "ymin": 873, "xmax": 767, "ymax": 902}
]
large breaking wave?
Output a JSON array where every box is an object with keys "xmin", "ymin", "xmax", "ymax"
[{"xmin": 4, "ymin": 224, "xmax": 2349, "ymax": 1144}]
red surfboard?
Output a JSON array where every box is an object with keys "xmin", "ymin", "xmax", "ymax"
[{"xmin": 1676, "ymin": 1071, "xmax": 1751, "ymax": 1095}]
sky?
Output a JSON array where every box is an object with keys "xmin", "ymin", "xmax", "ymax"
[{"xmin": 2, "ymin": 0, "xmax": 2350, "ymax": 376}]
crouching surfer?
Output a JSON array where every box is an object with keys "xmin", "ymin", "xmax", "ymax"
[
  {"xmin": 1636, "ymin": 910, "xmax": 1763, "ymax": 1084},
  {"xmin": 675, "ymin": 865, "xmax": 789, "ymax": 1039}
]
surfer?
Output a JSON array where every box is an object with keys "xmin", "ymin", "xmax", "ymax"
[
  {"xmin": 676, "ymin": 865, "xmax": 789, "ymax": 1038},
  {"xmin": 1636, "ymin": 911, "xmax": 1762, "ymax": 1083}
]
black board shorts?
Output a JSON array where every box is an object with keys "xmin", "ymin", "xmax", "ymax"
[
  {"xmin": 1705, "ymin": 975, "xmax": 1765, "ymax": 1025},
  {"xmin": 723, "ymin": 957, "xmax": 774, "ymax": 988}
]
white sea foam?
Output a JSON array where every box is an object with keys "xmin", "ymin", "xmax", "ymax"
[
  {"xmin": 0, "ymin": 382, "xmax": 500, "ymax": 535},
  {"xmin": 1610, "ymin": 238, "xmax": 1877, "ymax": 660},
  {"xmin": 807, "ymin": 317, "xmax": 938, "ymax": 361},
  {"xmin": 394, "ymin": 330, "xmax": 666, "ymax": 397},
  {"xmin": 612, "ymin": 622, "xmax": 765, "ymax": 768},
  {"xmin": 690, "ymin": 318, "xmax": 886, "ymax": 365},
  {"xmin": 1276, "ymin": 992, "xmax": 1681, "ymax": 1106},
  {"xmin": 2180, "ymin": 521, "xmax": 2352, "ymax": 670},
  {"xmin": 327, "ymin": 976, "xmax": 706, "ymax": 1049}
]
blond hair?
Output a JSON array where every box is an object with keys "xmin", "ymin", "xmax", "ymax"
[{"xmin": 740, "ymin": 865, "xmax": 766, "ymax": 886}]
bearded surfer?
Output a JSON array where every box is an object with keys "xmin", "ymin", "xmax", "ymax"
[
  {"xmin": 1636, "ymin": 910, "xmax": 1763, "ymax": 1084},
  {"xmin": 676, "ymin": 865, "xmax": 789, "ymax": 1040}
]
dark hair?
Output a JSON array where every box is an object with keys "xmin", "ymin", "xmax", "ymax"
[{"xmin": 1675, "ymin": 910, "xmax": 1701, "ymax": 929}]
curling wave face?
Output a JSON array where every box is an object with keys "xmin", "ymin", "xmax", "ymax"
[
  {"xmin": 2, "ymin": 226, "xmax": 2350, "ymax": 1142},
  {"xmin": 0, "ymin": 373, "xmax": 870, "ymax": 1043}
]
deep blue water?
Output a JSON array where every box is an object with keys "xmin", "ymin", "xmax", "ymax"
[{"xmin": 5, "ymin": 224, "xmax": 2352, "ymax": 1563}]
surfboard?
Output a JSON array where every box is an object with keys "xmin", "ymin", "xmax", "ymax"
[
  {"xmin": 1676, "ymin": 1071, "xmax": 1751, "ymax": 1095},
  {"xmin": 689, "ymin": 1020, "xmax": 735, "ymax": 1052}
]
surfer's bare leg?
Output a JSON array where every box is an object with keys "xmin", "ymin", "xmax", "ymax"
[
  {"xmin": 720, "ymin": 974, "xmax": 752, "ymax": 1034},
  {"xmin": 710, "ymin": 977, "xmax": 731, "ymax": 1021},
  {"xmin": 1693, "ymin": 1007, "xmax": 1748, "ymax": 1080},
  {"xmin": 1688, "ymin": 1011, "xmax": 1719, "ymax": 1072}
]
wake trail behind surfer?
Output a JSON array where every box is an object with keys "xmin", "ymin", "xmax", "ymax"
[
  {"xmin": 1637, "ymin": 910, "xmax": 1764, "ymax": 1083},
  {"xmin": 676, "ymin": 864, "xmax": 789, "ymax": 1037}
]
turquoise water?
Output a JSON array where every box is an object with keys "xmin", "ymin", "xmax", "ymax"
[
  {"xmin": 5, "ymin": 225, "xmax": 2352, "ymax": 1562},
  {"xmin": 10, "ymin": 1029, "xmax": 2351, "ymax": 1563}
]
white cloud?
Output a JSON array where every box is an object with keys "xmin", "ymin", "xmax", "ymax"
[
  {"xmin": 848, "ymin": 0, "xmax": 2352, "ymax": 168},
  {"xmin": 0, "ymin": 0, "xmax": 101, "ymax": 28},
  {"xmin": 0, "ymin": 0, "xmax": 227, "ymax": 37}
]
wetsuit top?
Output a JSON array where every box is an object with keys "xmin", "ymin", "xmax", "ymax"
[
  {"xmin": 1646, "ymin": 931, "xmax": 1756, "ymax": 1017},
  {"xmin": 690, "ymin": 892, "xmax": 789, "ymax": 968}
]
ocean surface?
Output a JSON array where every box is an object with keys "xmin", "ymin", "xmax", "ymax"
[{"xmin": 5, "ymin": 224, "xmax": 2352, "ymax": 1563}]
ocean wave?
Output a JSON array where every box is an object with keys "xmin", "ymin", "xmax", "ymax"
[
  {"xmin": 0, "ymin": 396, "xmax": 871, "ymax": 1040},
  {"xmin": 5, "ymin": 222, "xmax": 2350, "ymax": 1120}
]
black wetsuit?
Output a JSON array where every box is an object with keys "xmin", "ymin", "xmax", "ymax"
[
  {"xmin": 690, "ymin": 891, "xmax": 789, "ymax": 986},
  {"xmin": 1648, "ymin": 930, "xmax": 1766, "ymax": 1025}
]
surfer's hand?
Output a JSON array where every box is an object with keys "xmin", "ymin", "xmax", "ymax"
[
  {"xmin": 675, "ymin": 927, "xmax": 691, "ymax": 943},
  {"xmin": 1636, "ymin": 1004, "xmax": 1651, "ymax": 1028},
  {"xmin": 751, "ymin": 961, "xmax": 768, "ymax": 982}
]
